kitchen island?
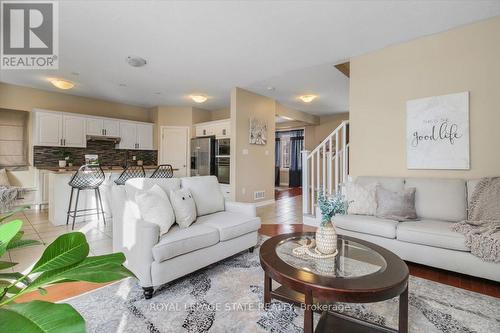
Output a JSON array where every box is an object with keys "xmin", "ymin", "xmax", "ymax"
[{"xmin": 38, "ymin": 166, "xmax": 157, "ymax": 226}]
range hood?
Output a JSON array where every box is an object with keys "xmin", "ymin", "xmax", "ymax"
[{"xmin": 86, "ymin": 135, "xmax": 121, "ymax": 144}]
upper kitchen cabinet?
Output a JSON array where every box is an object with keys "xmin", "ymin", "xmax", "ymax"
[
  {"xmin": 118, "ymin": 121, "xmax": 154, "ymax": 150},
  {"xmin": 33, "ymin": 110, "xmax": 86, "ymax": 147},
  {"xmin": 195, "ymin": 119, "xmax": 230, "ymax": 139},
  {"xmin": 86, "ymin": 117, "xmax": 120, "ymax": 137}
]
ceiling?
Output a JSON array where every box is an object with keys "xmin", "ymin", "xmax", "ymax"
[{"xmin": 1, "ymin": 1, "xmax": 499, "ymax": 115}]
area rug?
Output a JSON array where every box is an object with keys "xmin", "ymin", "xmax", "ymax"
[{"xmin": 66, "ymin": 238, "xmax": 500, "ymax": 333}]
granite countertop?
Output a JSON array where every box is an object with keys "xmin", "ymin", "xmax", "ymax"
[{"xmin": 37, "ymin": 165, "xmax": 159, "ymax": 174}]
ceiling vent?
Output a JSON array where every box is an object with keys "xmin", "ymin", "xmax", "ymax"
[{"xmin": 126, "ymin": 56, "xmax": 147, "ymax": 67}]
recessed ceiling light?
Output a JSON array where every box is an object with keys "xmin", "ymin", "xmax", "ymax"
[
  {"xmin": 48, "ymin": 78, "xmax": 74, "ymax": 90},
  {"xmin": 190, "ymin": 95, "xmax": 208, "ymax": 103},
  {"xmin": 126, "ymin": 56, "xmax": 147, "ymax": 67},
  {"xmin": 267, "ymin": 86, "xmax": 275, "ymax": 91},
  {"xmin": 299, "ymin": 95, "xmax": 317, "ymax": 103}
]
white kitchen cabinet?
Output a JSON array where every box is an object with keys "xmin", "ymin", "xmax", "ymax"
[
  {"xmin": 34, "ymin": 110, "xmax": 85, "ymax": 147},
  {"xmin": 35, "ymin": 111, "xmax": 63, "ymax": 146},
  {"xmin": 137, "ymin": 123, "xmax": 154, "ymax": 149},
  {"xmin": 195, "ymin": 119, "xmax": 230, "ymax": 139},
  {"xmin": 86, "ymin": 118, "xmax": 120, "ymax": 137},
  {"xmin": 118, "ymin": 121, "xmax": 137, "ymax": 149},
  {"xmin": 62, "ymin": 115, "xmax": 86, "ymax": 147},
  {"xmin": 103, "ymin": 119, "xmax": 120, "ymax": 136}
]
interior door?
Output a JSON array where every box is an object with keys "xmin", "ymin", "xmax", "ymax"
[
  {"xmin": 37, "ymin": 112, "xmax": 62, "ymax": 146},
  {"xmin": 160, "ymin": 127, "xmax": 189, "ymax": 177},
  {"xmin": 103, "ymin": 119, "xmax": 120, "ymax": 137},
  {"xmin": 137, "ymin": 123, "xmax": 153, "ymax": 149},
  {"xmin": 63, "ymin": 115, "xmax": 87, "ymax": 147}
]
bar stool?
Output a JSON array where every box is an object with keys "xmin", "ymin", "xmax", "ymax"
[
  {"xmin": 66, "ymin": 164, "xmax": 106, "ymax": 230},
  {"xmin": 150, "ymin": 164, "xmax": 174, "ymax": 178},
  {"xmin": 114, "ymin": 165, "xmax": 145, "ymax": 185}
]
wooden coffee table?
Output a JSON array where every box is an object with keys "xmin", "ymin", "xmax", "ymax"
[{"xmin": 259, "ymin": 232, "xmax": 409, "ymax": 333}]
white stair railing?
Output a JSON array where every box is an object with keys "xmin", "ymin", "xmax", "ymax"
[{"xmin": 302, "ymin": 121, "xmax": 349, "ymax": 216}]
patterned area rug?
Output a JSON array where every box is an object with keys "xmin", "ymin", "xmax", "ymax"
[{"xmin": 66, "ymin": 238, "xmax": 500, "ymax": 333}]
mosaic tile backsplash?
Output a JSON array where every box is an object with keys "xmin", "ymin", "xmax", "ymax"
[{"xmin": 33, "ymin": 140, "xmax": 157, "ymax": 167}]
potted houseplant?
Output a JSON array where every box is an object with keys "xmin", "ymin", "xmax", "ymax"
[
  {"xmin": 0, "ymin": 208, "xmax": 135, "ymax": 332},
  {"xmin": 58, "ymin": 150, "xmax": 72, "ymax": 168},
  {"xmin": 316, "ymin": 190, "xmax": 349, "ymax": 255}
]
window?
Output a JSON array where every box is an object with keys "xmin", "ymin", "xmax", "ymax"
[
  {"xmin": 280, "ymin": 136, "xmax": 290, "ymax": 169},
  {"xmin": 0, "ymin": 109, "xmax": 29, "ymax": 167}
]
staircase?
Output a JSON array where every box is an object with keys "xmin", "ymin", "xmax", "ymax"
[{"xmin": 302, "ymin": 121, "xmax": 349, "ymax": 226}]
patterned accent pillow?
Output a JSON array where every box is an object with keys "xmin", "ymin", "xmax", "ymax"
[
  {"xmin": 376, "ymin": 186, "xmax": 418, "ymax": 221},
  {"xmin": 345, "ymin": 181, "xmax": 378, "ymax": 215}
]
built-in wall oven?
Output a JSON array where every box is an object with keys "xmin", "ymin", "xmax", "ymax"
[{"xmin": 215, "ymin": 138, "xmax": 230, "ymax": 184}]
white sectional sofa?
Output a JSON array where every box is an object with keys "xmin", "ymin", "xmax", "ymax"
[
  {"xmin": 111, "ymin": 176, "xmax": 261, "ymax": 298},
  {"xmin": 335, "ymin": 176, "xmax": 500, "ymax": 282}
]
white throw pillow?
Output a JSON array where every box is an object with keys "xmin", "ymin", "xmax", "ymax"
[
  {"xmin": 0, "ymin": 169, "xmax": 10, "ymax": 187},
  {"xmin": 169, "ymin": 188, "xmax": 197, "ymax": 228},
  {"xmin": 346, "ymin": 182, "xmax": 378, "ymax": 215},
  {"xmin": 181, "ymin": 176, "xmax": 225, "ymax": 216},
  {"xmin": 135, "ymin": 184, "xmax": 175, "ymax": 235}
]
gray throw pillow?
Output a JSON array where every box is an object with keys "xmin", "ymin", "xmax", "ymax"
[{"xmin": 376, "ymin": 186, "xmax": 418, "ymax": 221}]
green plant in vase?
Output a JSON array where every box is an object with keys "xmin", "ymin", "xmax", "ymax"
[
  {"xmin": 316, "ymin": 190, "xmax": 349, "ymax": 255},
  {"xmin": 0, "ymin": 208, "xmax": 135, "ymax": 332}
]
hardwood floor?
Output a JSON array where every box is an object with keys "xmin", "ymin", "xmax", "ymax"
[
  {"xmin": 12, "ymin": 196, "xmax": 500, "ymax": 304},
  {"xmin": 275, "ymin": 187, "xmax": 302, "ymax": 200}
]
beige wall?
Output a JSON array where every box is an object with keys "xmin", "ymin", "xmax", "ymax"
[
  {"xmin": 0, "ymin": 83, "xmax": 152, "ymax": 122},
  {"xmin": 276, "ymin": 103, "xmax": 319, "ymax": 125},
  {"xmin": 210, "ymin": 107, "xmax": 230, "ymax": 121},
  {"xmin": 350, "ymin": 16, "xmax": 500, "ymax": 179},
  {"xmin": 230, "ymin": 88, "xmax": 276, "ymax": 203}
]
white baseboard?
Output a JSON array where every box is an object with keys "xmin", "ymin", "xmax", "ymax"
[{"xmin": 254, "ymin": 199, "xmax": 275, "ymax": 207}]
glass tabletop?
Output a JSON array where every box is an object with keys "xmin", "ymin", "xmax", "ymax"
[{"xmin": 275, "ymin": 235, "xmax": 387, "ymax": 278}]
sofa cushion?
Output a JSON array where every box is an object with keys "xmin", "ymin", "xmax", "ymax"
[
  {"xmin": 376, "ymin": 186, "xmax": 417, "ymax": 221},
  {"xmin": 135, "ymin": 184, "xmax": 175, "ymax": 235},
  {"xmin": 334, "ymin": 214, "xmax": 399, "ymax": 239},
  {"xmin": 181, "ymin": 176, "xmax": 225, "ymax": 216},
  {"xmin": 125, "ymin": 178, "xmax": 181, "ymax": 201},
  {"xmin": 152, "ymin": 224, "xmax": 219, "ymax": 262},
  {"xmin": 355, "ymin": 176, "xmax": 405, "ymax": 192},
  {"xmin": 397, "ymin": 220, "xmax": 469, "ymax": 251},
  {"xmin": 196, "ymin": 211, "xmax": 261, "ymax": 241},
  {"xmin": 404, "ymin": 178, "xmax": 466, "ymax": 222}
]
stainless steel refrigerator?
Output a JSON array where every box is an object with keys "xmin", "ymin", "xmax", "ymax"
[{"xmin": 190, "ymin": 136, "xmax": 216, "ymax": 176}]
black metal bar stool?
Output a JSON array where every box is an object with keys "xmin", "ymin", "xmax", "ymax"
[
  {"xmin": 114, "ymin": 165, "xmax": 145, "ymax": 185},
  {"xmin": 150, "ymin": 164, "xmax": 174, "ymax": 178},
  {"xmin": 66, "ymin": 164, "xmax": 106, "ymax": 230}
]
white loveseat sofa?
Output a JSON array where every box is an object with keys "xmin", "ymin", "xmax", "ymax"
[
  {"xmin": 335, "ymin": 176, "xmax": 500, "ymax": 282},
  {"xmin": 111, "ymin": 176, "xmax": 261, "ymax": 298}
]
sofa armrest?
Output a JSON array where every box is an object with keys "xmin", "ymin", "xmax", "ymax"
[
  {"xmin": 225, "ymin": 200, "xmax": 257, "ymax": 217},
  {"xmin": 122, "ymin": 218, "xmax": 160, "ymax": 287}
]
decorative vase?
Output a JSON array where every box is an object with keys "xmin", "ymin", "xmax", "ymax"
[
  {"xmin": 315, "ymin": 220, "xmax": 337, "ymax": 255},
  {"xmin": 58, "ymin": 160, "xmax": 67, "ymax": 168}
]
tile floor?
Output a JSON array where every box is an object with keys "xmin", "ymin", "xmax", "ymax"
[
  {"xmin": 4, "ymin": 191, "xmax": 302, "ymax": 273},
  {"xmin": 5, "ymin": 210, "xmax": 112, "ymax": 273}
]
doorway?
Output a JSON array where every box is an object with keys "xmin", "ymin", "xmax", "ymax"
[
  {"xmin": 275, "ymin": 128, "xmax": 304, "ymax": 200},
  {"xmin": 160, "ymin": 126, "xmax": 190, "ymax": 177}
]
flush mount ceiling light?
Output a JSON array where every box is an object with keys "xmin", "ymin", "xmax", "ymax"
[
  {"xmin": 126, "ymin": 56, "xmax": 147, "ymax": 67},
  {"xmin": 190, "ymin": 95, "xmax": 208, "ymax": 103},
  {"xmin": 48, "ymin": 78, "xmax": 74, "ymax": 90},
  {"xmin": 299, "ymin": 94, "xmax": 317, "ymax": 103}
]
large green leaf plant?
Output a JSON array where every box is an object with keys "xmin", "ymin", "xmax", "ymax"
[{"xmin": 0, "ymin": 208, "xmax": 135, "ymax": 332}]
